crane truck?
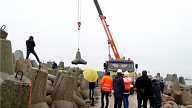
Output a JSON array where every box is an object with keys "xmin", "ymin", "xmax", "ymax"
[{"xmin": 93, "ymin": 0, "xmax": 138, "ymax": 94}]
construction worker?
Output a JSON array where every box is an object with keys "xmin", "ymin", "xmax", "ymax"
[
  {"xmin": 122, "ymin": 71, "xmax": 132, "ymax": 108},
  {"xmin": 100, "ymin": 72, "xmax": 113, "ymax": 108}
]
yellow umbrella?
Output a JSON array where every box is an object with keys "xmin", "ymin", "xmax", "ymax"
[{"xmin": 83, "ymin": 68, "xmax": 98, "ymax": 82}]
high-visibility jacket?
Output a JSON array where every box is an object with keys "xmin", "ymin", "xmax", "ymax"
[
  {"xmin": 123, "ymin": 76, "xmax": 132, "ymax": 90},
  {"xmin": 100, "ymin": 75, "xmax": 113, "ymax": 92}
]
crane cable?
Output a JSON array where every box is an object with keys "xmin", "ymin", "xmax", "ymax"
[
  {"xmin": 113, "ymin": 36, "xmax": 123, "ymax": 57},
  {"xmin": 77, "ymin": 0, "xmax": 82, "ymax": 50}
]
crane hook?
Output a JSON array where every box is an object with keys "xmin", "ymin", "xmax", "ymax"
[{"xmin": 78, "ymin": 22, "xmax": 81, "ymax": 30}]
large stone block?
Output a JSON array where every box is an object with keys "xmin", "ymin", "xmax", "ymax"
[
  {"xmin": 47, "ymin": 61, "xmax": 52, "ymax": 68},
  {"xmin": 51, "ymin": 73, "xmax": 74, "ymax": 102},
  {"xmin": 80, "ymin": 78, "xmax": 89, "ymax": 90},
  {"xmin": 52, "ymin": 100, "xmax": 73, "ymax": 108},
  {"xmin": 181, "ymin": 90, "xmax": 192, "ymax": 105},
  {"xmin": 58, "ymin": 61, "xmax": 64, "ymax": 69},
  {"xmin": 14, "ymin": 50, "xmax": 24, "ymax": 60},
  {"xmin": 1, "ymin": 74, "xmax": 32, "ymax": 108},
  {"xmin": 71, "ymin": 72, "xmax": 78, "ymax": 91},
  {"xmin": 26, "ymin": 67, "xmax": 48, "ymax": 105},
  {"xmin": 0, "ymin": 39, "xmax": 14, "ymax": 75},
  {"xmin": 30, "ymin": 60, "xmax": 38, "ymax": 68},
  {"xmin": 41, "ymin": 63, "xmax": 48, "ymax": 71},
  {"xmin": 15, "ymin": 59, "xmax": 32, "ymax": 76},
  {"xmin": 29, "ymin": 102, "xmax": 49, "ymax": 108},
  {"xmin": 53, "ymin": 70, "xmax": 63, "ymax": 87},
  {"xmin": 73, "ymin": 93, "xmax": 86, "ymax": 106}
]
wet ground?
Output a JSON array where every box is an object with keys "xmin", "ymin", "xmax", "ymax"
[{"xmin": 88, "ymin": 87, "xmax": 150, "ymax": 108}]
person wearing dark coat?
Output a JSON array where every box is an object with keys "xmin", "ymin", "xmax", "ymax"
[
  {"xmin": 113, "ymin": 69, "xmax": 125, "ymax": 108},
  {"xmin": 52, "ymin": 61, "xmax": 58, "ymax": 69},
  {"xmin": 149, "ymin": 79, "xmax": 162, "ymax": 108},
  {"xmin": 158, "ymin": 80, "xmax": 164, "ymax": 93},
  {"xmin": 89, "ymin": 82, "xmax": 96, "ymax": 99},
  {"xmin": 26, "ymin": 36, "xmax": 41, "ymax": 63},
  {"xmin": 135, "ymin": 70, "xmax": 152, "ymax": 108}
]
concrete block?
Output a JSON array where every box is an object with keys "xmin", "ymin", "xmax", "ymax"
[
  {"xmin": 51, "ymin": 73, "xmax": 74, "ymax": 102},
  {"xmin": 52, "ymin": 70, "xmax": 63, "ymax": 87},
  {"xmin": 58, "ymin": 61, "xmax": 64, "ymax": 69},
  {"xmin": 47, "ymin": 61, "xmax": 52, "ymax": 68},
  {"xmin": 1, "ymin": 74, "xmax": 32, "ymax": 108},
  {"xmin": 14, "ymin": 50, "xmax": 24, "ymax": 60},
  {"xmin": 29, "ymin": 102, "xmax": 49, "ymax": 108},
  {"xmin": 0, "ymin": 72, "xmax": 10, "ymax": 80},
  {"xmin": 48, "ymin": 74, "xmax": 56, "ymax": 82},
  {"xmin": 26, "ymin": 67, "xmax": 48, "ymax": 105},
  {"xmin": 15, "ymin": 59, "xmax": 32, "ymax": 76},
  {"xmin": 48, "ymin": 69, "xmax": 54, "ymax": 75},
  {"xmin": 0, "ymin": 39, "xmax": 14, "ymax": 75},
  {"xmin": 30, "ymin": 60, "xmax": 38, "ymax": 68},
  {"xmin": 181, "ymin": 90, "xmax": 192, "ymax": 105},
  {"xmin": 73, "ymin": 93, "xmax": 86, "ymax": 106},
  {"xmin": 71, "ymin": 72, "xmax": 78, "ymax": 91},
  {"xmin": 52, "ymin": 100, "xmax": 73, "ymax": 108},
  {"xmin": 41, "ymin": 63, "xmax": 48, "ymax": 71},
  {"xmin": 80, "ymin": 79, "xmax": 89, "ymax": 90},
  {"xmin": 46, "ymin": 95, "xmax": 52, "ymax": 106}
]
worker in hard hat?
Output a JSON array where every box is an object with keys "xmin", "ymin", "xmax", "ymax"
[{"xmin": 122, "ymin": 71, "xmax": 132, "ymax": 108}]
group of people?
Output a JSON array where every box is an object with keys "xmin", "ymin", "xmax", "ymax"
[
  {"xmin": 27, "ymin": 36, "xmax": 163, "ymax": 108},
  {"xmin": 95, "ymin": 69, "xmax": 164, "ymax": 108},
  {"xmin": 136, "ymin": 70, "xmax": 163, "ymax": 108},
  {"xmin": 99, "ymin": 69, "xmax": 132, "ymax": 108}
]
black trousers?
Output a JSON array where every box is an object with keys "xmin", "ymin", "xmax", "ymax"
[
  {"xmin": 114, "ymin": 97, "xmax": 123, "ymax": 108},
  {"xmin": 101, "ymin": 91, "xmax": 110, "ymax": 108},
  {"xmin": 137, "ymin": 98, "xmax": 148, "ymax": 108}
]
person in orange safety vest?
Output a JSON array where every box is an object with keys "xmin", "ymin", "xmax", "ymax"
[
  {"xmin": 122, "ymin": 71, "xmax": 132, "ymax": 108},
  {"xmin": 100, "ymin": 72, "xmax": 113, "ymax": 108}
]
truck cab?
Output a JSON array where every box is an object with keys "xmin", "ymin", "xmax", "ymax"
[{"xmin": 104, "ymin": 60, "xmax": 138, "ymax": 94}]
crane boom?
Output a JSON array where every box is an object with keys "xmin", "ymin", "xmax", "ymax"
[{"xmin": 93, "ymin": 0, "xmax": 120, "ymax": 60}]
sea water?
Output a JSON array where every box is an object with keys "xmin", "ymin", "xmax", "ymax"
[{"xmin": 185, "ymin": 80, "xmax": 192, "ymax": 85}]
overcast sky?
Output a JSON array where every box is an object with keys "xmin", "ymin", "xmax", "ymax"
[{"xmin": 1, "ymin": 0, "xmax": 192, "ymax": 78}]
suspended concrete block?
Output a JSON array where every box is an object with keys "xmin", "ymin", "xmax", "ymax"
[{"xmin": 71, "ymin": 50, "xmax": 87, "ymax": 65}]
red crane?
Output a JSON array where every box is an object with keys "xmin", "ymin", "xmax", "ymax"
[{"xmin": 93, "ymin": 0, "xmax": 121, "ymax": 60}]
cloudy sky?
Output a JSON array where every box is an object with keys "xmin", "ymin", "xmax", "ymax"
[{"xmin": 1, "ymin": 0, "xmax": 192, "ymax": 78}]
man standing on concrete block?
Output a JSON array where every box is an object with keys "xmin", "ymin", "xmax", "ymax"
[{"xmin": 26, "ymin": 36, "xmax": 41, "ymax": 64}]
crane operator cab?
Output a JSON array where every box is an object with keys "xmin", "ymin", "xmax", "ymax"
[{"xmin": 103, "ymin": 59, "xmax": 138, "ymax": 94}]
